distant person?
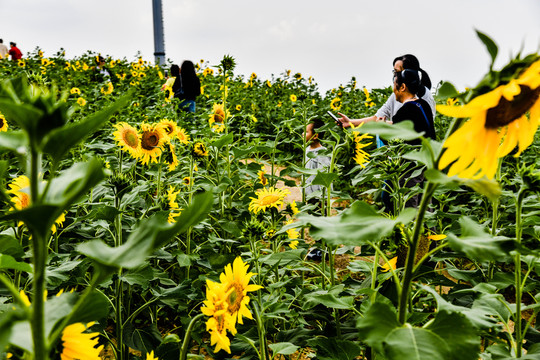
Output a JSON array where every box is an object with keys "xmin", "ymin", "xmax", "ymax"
[
  {"xmin": 8, "ymin": 42, "xmax": 22, "ymax": 61},
  {"xmin": 94, "ymin": 55, "xmax": 112, "ymax": 82},
  {"xmin": 171, "ymin": 60, "xmax": 201, "ymax": 113},
  {"xmin": 304, "ymin": 118, "xmax": 332, "ymax": 206},
  {"xmin": 338, "ymin": 54, "xmax": 435, "ymax": 144},
  {"xmin": 0, "ymin": 39, "xmax": 8, "ymax": 59}
]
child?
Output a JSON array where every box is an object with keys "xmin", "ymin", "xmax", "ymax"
[{"xmin": 304, "ymin": 118, "xmax": 331, "ymax": 208}]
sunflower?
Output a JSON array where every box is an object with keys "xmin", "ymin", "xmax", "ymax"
[
  {"xmin": 17, "ymin": 59, "xmax": 25, "ymax": 68},
  {"xmin": 113, "ymin": 122, "xmax": 141, "ymax": 159},
  {"xmin": 209, "ymin": 103, "xmax": 227, "ymax": 124},
  {"xmin": 287, "ymin": 200, "xmax": 299, "ymax": 215},
  {"xmin": 77, "ymin": 97, "xmax": 87, "ymax": 107},
  {"xmin": 146, "ymin": 351, "xmax": 158, "ymax": 360},
  {"xmin": 257, "ymin": 168, "xmax": 267, "ymax": 186},
  {"xmin": 438, "ymin": 59, "xmax": 540, "ymax": 179},
  {"xmin": 139, "ymin": 123, "xmax": 167, "ymax": 165},
  {"xmin": 203, "ymin": 68, "xmax": 214, "ymax": 77},
  {"xmin": 60, "ymin": 322, "xmax": 103, "ymax": 360},
  {"xmin": 0, "ymin": 113, "xmax": 8, "ymax": 132},
  {"xmin": 201, "ymin": 279, "xmax": 237, "ymax": 354},
  {"xmin": 193, "ymin": 142, "xmax": 209, "ymax": 157},
  {"xmin": 330, "ymin": 97, "xmax": 341, "ymax": 111},
  {"xmin": 350, "ymin": 123, "xmax": 372, "ymax": 168},
  {"xmin": 219, "ymin": 257, "xmax": 262, "ymax": 325},
  {"xmin": 70, "ymin": 87, "xmax": 81, "ymax": 95},
  {"xmin": 249, "ymin": 186, "xmax": 290, "ymax": 214},
  {"xmin": 8, "ymin": 175, "xmax": 66, "ymax": 233},
  {"xmin": 290, "ymin": 94, "xmax": 297, "ymax": 102},
  {"xmin": 289, "ymin": 240, "xmax": 299, "ymax": 249},
  {"xmin": 176, "ymin": 127, "xmax": 190, "ymax": 144},
  {"xmin": 163, "ymin": 142, "xmax": 179, "ymax": 171},
  {"xmin": 166, "ymin": 185, "xmax": 182, "ymax": 223},
  {"xmin": 100, "ymin": 82, "xmax": 114, "ymax": 95},
  {"xmin": 182, "ymin": 177, "xmax": 191, "ymax": 186},
  {"xmin": 381, "ymin": 256, "xmax": 398, "ymax": 272},
  {"xmin": 157, "ymin": 119, "xmax": 178, "ymax": 141},
  {"xmin": 284, "ymin": 219, "xmax": 300, "ymax": 239}
]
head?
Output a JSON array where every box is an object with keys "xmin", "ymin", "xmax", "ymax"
[
  {"xmin": 0, "ymin": 39, "xmax": 3, "ymax": 44},
  {"xmin": 180, "ymin": 60, "xmax": 195, "ymax": 76},
  {"xmin": 393, "ymin": 54, "xmax": 431, "ymax": 93},
  {"xmin": 96, "ymin": 55, "xmax": 105, "ymax": 66},
  {"xmin": 170, "ymin": 64, "xmax": 180, "ymax": 77},
  {"xmin": 304, "ymin": 118, "xmax": 325, "ymax": 144},
  {"xmin": 393, "ymin": 69, "xmax": 421, "ymax": 102},
  {"xmin": 9, "ymin": 42, "xmax": 16, "ymax": 47}
]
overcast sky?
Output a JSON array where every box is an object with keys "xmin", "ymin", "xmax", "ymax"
[{"xmin": 1, "ymin": 0, "xmax": 539, "ymax": 93}]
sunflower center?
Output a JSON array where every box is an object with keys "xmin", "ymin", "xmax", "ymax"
[
  {"xmin": 227, "ymin": 283, "xmax": 244, "ymax": 313},
  {"xmin": 260, "ymin": 194, "xmax": 280, "ymax": 206},
  {"xmin": 485, "ymin": 85, "xmax": 540, "ymax": 129},
  {"xmin": 141, "ymin": 132, "xmax": 159, "ymax": 150},
  {"xmin": 214, "ymin": 111, "xmax": 225, "ymax": 123},
  {"xmin": 123, "ymin": 131, "xmax": 139, "ymax": 148}
]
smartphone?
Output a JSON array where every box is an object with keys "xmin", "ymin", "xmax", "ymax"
[{"xmin": 327, "ymin": 111, "xmax": 343, "ymax": 126}]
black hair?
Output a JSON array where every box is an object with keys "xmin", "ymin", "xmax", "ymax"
[
  {"xmin": 170, "ymin": 64, "xmax": 180, "ymax": 77},
  {"xmin": 309, "ymin": 118, "xmax": 325, "ymax": 139},
  {"xmin": 179, "ymin": 60, "xmax": 198, "ymax": 90},
  {"xmin": 0, "ymin": 39, "xmax": 3, "ymax": 43},
  {"xmin": 10, "ymin": 42, "xmax": 16, "ymax": 46},
  {"xmin": 96, "ymin": 55, "xmax": 105, "ymax": 64},
  {"xmin": 393, "ymin": 54, "xmax": 431, "ymax": 95},
  {"xmin": 395, "ymin": 69, "xmax": 422, "ymax": 96}
]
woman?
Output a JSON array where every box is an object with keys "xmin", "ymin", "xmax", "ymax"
[
  {"xmin": 338, "ymin": 54, "xmax": 435, "ymax": 129},
  {"xmin": 171, "ymin": 61, "xmax": 201, "ymax": 113}
]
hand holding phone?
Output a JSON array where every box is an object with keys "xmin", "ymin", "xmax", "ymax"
[{"xmin": 327, "ymin": 111, "xmax": 343, "ymax": 126}]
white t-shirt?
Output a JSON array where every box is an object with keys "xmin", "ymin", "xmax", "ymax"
[
  {"xmin": 0, "ymin": 44, "xmax": 8, "ymax": 59},
  {"xmin": 305, "ymin": 146, "xmax": 331, "ymax": 196},
  {"xmin": 375, "ymin": 87, "xmax": 436, "ymax": 120}
]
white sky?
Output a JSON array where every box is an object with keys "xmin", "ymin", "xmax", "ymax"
[{"xmin": 1, "ymin": 0, "xmax": 539, "ymax": 93}]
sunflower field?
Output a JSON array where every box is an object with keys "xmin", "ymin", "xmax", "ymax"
[{"xmin": 0, "ymin": 32, "xmax": 539, "ymax": 360}]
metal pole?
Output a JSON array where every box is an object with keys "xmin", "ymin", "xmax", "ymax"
[{"xmin": 152, "ymin": 0, "xmax": 166, "ymax": 65}]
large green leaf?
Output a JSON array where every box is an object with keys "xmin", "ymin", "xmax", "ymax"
[
  {"xmin": 383, "ymin": 325, "xmax": 448, "ymax": 360},
  {"xmin": 306, "ymin": 293, "xmax": 354, "ymax": 310},
  {"xmin": 42, "ymin": 94, "xmax": 129, "ymax": 164},
  {"xmin": 295, "ymin": 201, "xmax": 416, "ymax": 247},
  {"xmin": 476, "ymin": 30, "xmax": 498, "ymax": 68},
  {"xmin": 447, "ymin": 217, "xmax": 510, "ymax": 262},
  {"xmin": 0, "ymin": 234, "xmax": 25, "ymax": 259},
  {"xmin": 123, "ymin": 322, "xmax": 162, "ymax": 354},
  {"xmin": 0, "ymin": 131, "xmax": 27, "ymax": 152},
  {"xmin": 268, "ymin": 342, "xmax": 300, "ymax": 356},
  {"xmin": 437, "ymin": 81, "xmax": 460, "ymax": 99},
  {"xmin": 77, "ymin": 191, "xmax": 213, "ymax": 269},
  {"xmin": 311, "ymin": 172, "xmax": 339, "ymax": 188},
  {"xmin": 426, "ymin": 310, "xmax": 480, "ymax": 360},
  {"xmin": 356, "ymin": 302, "xmax": 400, "ymax": 354},
  {"xmin": 0, "ymin": 254, "xmax": 32, "ymax": 272}
]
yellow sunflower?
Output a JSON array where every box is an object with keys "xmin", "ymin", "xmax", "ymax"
[
  {"xmin": 77, "ymin": 97, "xmax": 87, "ymax": 107},
  {"xmin": 0, "ymin": 113, "xmax": 8, "ymax": 132},
  {"xmin": 176, "ymin": 127, "xmax": 190, "ymax": 144},
  {"xmin": 289, "ymin": 240, "xmax": 299, "ymax": 249},
  {"xmin": 201, "ymin": 279, "xmax": 237, "ymax": 354},
  {"xmin": 249, "ymin": 186, "xmax": 290, "ymax": 214},
  {"xmin": 163, "ymin": 142, "xmax": 179, "ymax": 171},
  {"xmin": 113, "ymin": 122, "xmax": 141, "ymax": 159},
  {"xmin": 290, "ymin": 94, "xmax": 297, "ymax": 102},
  {"xmin": 209, "ymin": 103, "xmax": 227, "ymax": 124},
  {"xmin": 350, "ymin": 123, "xmax": 372, "ymax": 168},
  {"xmin": 381, "ymin": 256, "xmax": 398, "ymax": 272},
  {"xmin": 17, "ymin": 59, "xmax": 25, "ymax": 68},
  {"xmin": 146, "ymin": 350, "xmax": 158, "ymax": 360},
  {"xmin": 193, "ymin": 142, "xmax": 209, "ymax": 157},
  {"xmin": 437, "ymin": 59, "xmax": 540, "ymax": 179},
  {"xmin": 70, "ymin": 87, "xmax": 81, "ymax": 95},
  {"xmin": 330, "ymin": 97, "xmax": 341, "ymax": 111},
  {"xmin": 182, "ymin": 177, "xmax": 191, "ymax": 186},
  {"xmin": 257, "ymin": 167, "xmax": 267, "ymax": 186},
  {"xmin": 61, "ymin": 322, "xmax": 103, "ymax": 360},
  {"xmin": 156, "ymin": 118, "xmax": 178, "ymax": 141},
  {"xmin": 219, "ymin": 257, "xmax": 262, "ymax": 325},
  {"xmin": 166, "ymin": 185, "xmax": 182, "ymax": 223},
  {"xmin": 100, "ymin": 82, "xmax": 114, "ymax": 95},
  {"xmin": 285, "ymin": 219, "xmax": 300, "ymax": 239},
  {"xmin": 8, "ymin": 175, "xmax": 66, "ymax": 233},
  {"xmin": 139, "ymin": 123, "xmax": 167, "ymax": 165}
]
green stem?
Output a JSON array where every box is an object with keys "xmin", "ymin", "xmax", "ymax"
[
  {"xmin": 179, "ymin": 313, "xmax": 205, "ymax": 360},
  {"xmin": 253, "ymin": 302, "xmax": 268, "ymax": 360},
  {"xmin": 397, "ymin": 182, "xmax": 437, "ymax": 324},
  {"xmin": 514, "ymin": 188, "xmax": 525, "ymax": 358}
]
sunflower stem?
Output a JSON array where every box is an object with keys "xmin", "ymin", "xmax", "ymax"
[{"xmin": 514, "ymin": 188, "xmax": 525, "ymax": 358}]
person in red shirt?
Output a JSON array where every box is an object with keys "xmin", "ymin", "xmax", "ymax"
[{"xmin": 8, "ymin": 42, "xmax": 22, "ymax": 60}]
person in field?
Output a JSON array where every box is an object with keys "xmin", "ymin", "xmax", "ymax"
[
  {"xmin": 8, "ymin": 42, "xmax": 22, "ymax": 60},
  {"xmin": 0, "ymin": 39, "xmax": 9, "ymax": 59},
  {"xmin": 170, "ymin": 60, "xmax": 201, "ymax": 113}
]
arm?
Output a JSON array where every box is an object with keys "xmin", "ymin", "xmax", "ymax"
[{"xmin": 337, "ymin": 113, "xmax": 390, "ymax": 128}]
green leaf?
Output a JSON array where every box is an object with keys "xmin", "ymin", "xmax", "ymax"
[
  {"xmin": 42, "ymin": 93, "xmax": 130, "ymax": 165},
  {"xmin": 0, "ymin": 254, "xmax": 32, "ymax": 272},
  {"xmin": 311, "ymin": 172, "xmax": 338, "ymax": 188},
  {"xmin": 354, "ymin": 120, "xmax": 424, "ymax": 141},
  {"xmin": 0, "ymin": 130, "xmax": 27, "ymax": 152},
  {"xmin": 383, "ymin": 325, "xmax": 449, "ymax": 360},
  {"xmin": 0, "ymin": 204, "xmax": 59, "ymax": 238},
  {"xmin": 211, "ymin": 132, "xmax": 234, "ymax": 149},
  {"xmin": 476, "ymin": 30, "xmax": 499, "ymax": 68},
  {"xmin": 306, "ymin": 293, "xmax": 354, "ymax": 310},
  {"xmin": 356, "ymin": 302, "xmax": 400, "ymax": 354},
  {"xmin": 268, "ymin": 342, "xmax": 300, "ymax": 356},
  {"xmin": 437, "ymin": 81, "xmax": 460, "ymax": 99},
  {"xmin": 295, "ymin": 201, "xmax": 416, "ymax": 247},
  {"xmin": 123, "ymin": 322, "xmax": 162, "ymax": 354},
  {"xmin": 307, "ymin": 337, "xmax": 362, "ymax": 360},
  {"xmin": 0, "ymin": 234, "xmax": 25, "ymax": 259},
  {"xmin": 426, "ymin": 310, "xmax": 480, "ymax": 360},
  {"xmin": 121, "ymin": 265, "xmax": 154, "ymax": 289},
  {"xmin": 78, "ymin": 191, "xmax": 213, "ymax": 269},
  {"xmin": 447, "ymin": 217, "xmax": 510, "ymax": 262},
  {"xmin": 462, "ymin": 177, "xmax": 502, "ymax": 202}
]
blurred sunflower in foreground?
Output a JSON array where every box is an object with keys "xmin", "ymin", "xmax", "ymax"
[{"xmin": 438, "ymin": 55, "xmax": 540, "ymax": 179}]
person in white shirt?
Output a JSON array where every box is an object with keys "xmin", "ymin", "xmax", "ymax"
[{"xmin": 0, "ymin": 39, "xmax": 9, "ymax": 59}]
